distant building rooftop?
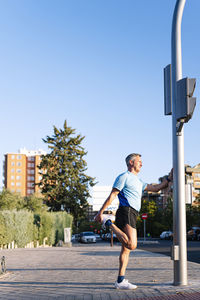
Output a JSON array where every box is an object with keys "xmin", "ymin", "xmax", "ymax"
[
  {"xmin": 90, "ymin": 185, "xmax": 119, "ymax": 212},
  {"xmin": 19, "ymin": 148, "xmax": 47, "ymax": 156}
]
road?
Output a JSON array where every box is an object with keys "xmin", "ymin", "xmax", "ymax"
[
  {"xmin": 137, "ymin": 239, "xmax": 200, "ymax": 264},
  {"xmin": 83, "ymin": 238, "xmax": 200, "ymax": 264}
]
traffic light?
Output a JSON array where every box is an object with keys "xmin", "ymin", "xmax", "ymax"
[{"xmin": 176, "ymin": 77, "xmax": 196, "ymax": 122}]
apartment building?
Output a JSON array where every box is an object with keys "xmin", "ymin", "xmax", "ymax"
[
  {"xmin": 185, "ymin": 164, "xmax": 200, "ymax": 205},
  {"xmin": 3, "ymin": 148, "xmax": 46, "ymax": 197},
  {"xmin": 159, "ymin": 163, "xmax": 200, "ymax": 208}
]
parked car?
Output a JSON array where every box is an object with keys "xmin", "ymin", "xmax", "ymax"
[
  {"xmin": 160, "ymin": 231, "xmax": 173, "ymax": 240},
  {"xmin": 94, "ymin": 234, "xmax": 101, "ymax": 241},
  {"xmin": 71, "ymin": 234, "xmax": 79, "ymax": 242},
  {"xmin": 187, "ymin": 227, "xmax": 200, "ymax": 241},
  {"xmin": 104, "ymin": 232, "xmax": 118, "ymax": 242},
  {"xmin": 78, "ymin": 232, "xmax": 96, "ymax": 243}
]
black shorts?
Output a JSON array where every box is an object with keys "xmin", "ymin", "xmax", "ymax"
[{"xmin": 115, "ymin": 206, "xmax": 139, "ymax": 230}]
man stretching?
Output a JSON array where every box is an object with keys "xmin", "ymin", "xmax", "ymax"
[{"xmin": 95, "ymin": 153, "xmax": 172, "ymax": 290}]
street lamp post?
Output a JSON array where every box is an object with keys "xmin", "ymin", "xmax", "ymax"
[
  {"xmin": 171, "ymin": 0, "xmax": 187, "ymax": 286},
  {"xmin": 164, "ymin": 0, "xmax": 196, "ymax": 286}
]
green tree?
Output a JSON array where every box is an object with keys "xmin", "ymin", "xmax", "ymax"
[
  {"xmin": 37, "ymin": 120, "xmax": 96, "ymax": 224},
  {"xmin": 186, "ymin": 204, "xmax": 200, "ymax": 229},
  {"xmin": 138, "ymin": 198, "xmax": 159, "ymax": 237},
  {"xmin": 0, "ymin": 189, "xmax": 25, "ymax": 210},
  {"xmin": 137, "ymin": 197, "xmax": 173, "ymax": 237},
  {"xmin": 24, "ymin": 193, "xmax": 48, "ymax": 212},
  {"xmin": 162, "ymin": 197, "xmax": 173, "ymax": 230}
]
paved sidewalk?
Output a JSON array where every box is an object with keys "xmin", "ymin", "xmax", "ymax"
[{"xmin": 0, "ymin": 243, "xmax": 199, "ymax": 299}]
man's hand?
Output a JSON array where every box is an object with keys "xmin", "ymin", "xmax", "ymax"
[
  {"xmin": 146, "ymin": 167, "xmax": 173, "ymax": 193},
  {"xmin": 94, "ymin": 211, "xmax": 103, "ymax": 223}
]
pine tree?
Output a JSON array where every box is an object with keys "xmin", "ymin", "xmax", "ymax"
[{"xmin": 37, "ymin": 120, "xmax": 96, "ymax": 224}]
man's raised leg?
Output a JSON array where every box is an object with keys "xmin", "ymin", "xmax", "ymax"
[{"xmin": 110, "ymin": 223, "xmax": 137, "ymax": 250}]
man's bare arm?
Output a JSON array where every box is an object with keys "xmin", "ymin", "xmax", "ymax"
[
  {"xmin": 146, "ymin": 180, "xmax": 168, "ymax": 193},
  {"xmin": 145, "ymin": 169, "xmax": 173, "ymax": 193},
  {"xmin": 94, "ymin": 188, "xmax": 120, "ymax": 223}
]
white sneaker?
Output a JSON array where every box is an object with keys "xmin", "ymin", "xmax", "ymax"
[
  {"xmin": 102, "ymin": 214, "xmax": 115, "ymax": 230},
  {"xmin": 115, "ymin": 279, "xmax": 137, "ymax": 290}
]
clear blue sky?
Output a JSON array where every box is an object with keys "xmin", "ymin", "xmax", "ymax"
[{"xmin": 0, "ymin": 0, "xmax": 200, "ymax": 188}]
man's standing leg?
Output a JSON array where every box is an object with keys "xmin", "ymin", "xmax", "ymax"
[
  {"xmin": 119, "ymin": 225, "xmax": 137, "ymax": 275},
  {"xmin": 115, "ymin": 224, "xmax": 137, "ymax": 289},
  {"xmin": 119, "ymin": 246, "xmax": 130, "ymax": 277}
]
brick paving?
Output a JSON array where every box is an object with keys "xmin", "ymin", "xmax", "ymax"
[{"xmin": 0, "ymin": 243, "xmax": 199, "ymax": 299}]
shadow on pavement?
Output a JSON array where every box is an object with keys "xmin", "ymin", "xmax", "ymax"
[
  {"xmin": 7, "ymin": 266, "xmax": 170, "ymax": 272},
  {"xmin": 0, "ymin": 281, "xmax": 174, "ymax": 288}
]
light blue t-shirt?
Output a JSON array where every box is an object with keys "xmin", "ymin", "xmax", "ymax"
[{"xmin": 113, "ymin": 171, "xmax": 147, "ymax": 212}]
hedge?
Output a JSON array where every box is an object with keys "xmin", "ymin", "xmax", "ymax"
[
  {"xmin": 53, "ymin": 212, "xmax": 73, "ymax": 244},
  {"xmin": 0, "ymin": 210, "xmax": 73, "ymax": 248}
]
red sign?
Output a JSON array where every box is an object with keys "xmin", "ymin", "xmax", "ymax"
[{"xmin": 142, "ymin": 213, "xmax": 148, "ymax": 220}]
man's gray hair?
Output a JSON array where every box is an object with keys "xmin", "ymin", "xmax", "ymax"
[{"xmin": 125, "ymin": 153, "xmax": 141, "ymax": 167}]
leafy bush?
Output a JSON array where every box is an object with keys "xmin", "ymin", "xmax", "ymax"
[
  {"xmin": 0, "ymin": 211, "xmax": 15, "ymax": 244},
  {"xmin": 78, "ymin": 220, "xmax": 101, "ymax": 234},
  {"xmin": 13, "ymin": 210, "xmax": 35, "ymax": 248},
  {"xmin": 34, "ymin": 212, "xmax": 55, "ymax": 245},
  {"xmin": 53, "ymin": 211, "xmax": 73, "ymax": 244},
  {"xmin": 0, "ymin": 209, "xmax": 73, "ymax": 248},
  {"xmin": 0, "ymin": 212, "xmax": 13, "ymax": 245}
]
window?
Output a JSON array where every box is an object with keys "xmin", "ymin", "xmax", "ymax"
[
  {"xmin": 11, "ymin": 175, "xmax": 14, "ymax": 180},
  {"xmin": 11, "ymin": 155, "xmax": 15, "ymax": 159},
  {"xmin": 16, "ymin": 189, "xmax": 21, "ymax": 193},
  {"xmin": 27, "ymin": 182, "xmax": 34, "ymax": 187},
  {"xmin": 28, "ymin": 169, "xmax": 35, "ymax": 174},
  {"xmin": 17, "ymin": 162, "xmax": 21, "ymax": 166},
  {"xmin": 16, "ymin": 169, "xmax": 21, "ymax": 173},
  {"xmin": 27, "ymin": 176, "xmax": 34, "ymax": 181},
  {"xmin": 17, "ymin": 155, "xmax": 21, "ymax": 160},
  {"xmin": 16, "ymin": 182, "xmax": 21, "ymax": 187},
  {"xmin": 11, "ymin": 162, "xmax": 15, "ymax": 166},
  {"xmin": 28, "ymin": 157, "xmax": 35, "ymax": 162},
  {"xmin": 16, "ymin": 176, "xmax": 21, "ymax": 180},
  {"xmin": 11, "ymin": 182, "xmax": 15, "ymax": 186},
  {"xmin": 11, "ymin": 168, "xmax": 15, "ymax": 173},
  {"xmin": 28, "ymin": 163, "xmax": 35, "ymax": 168}
]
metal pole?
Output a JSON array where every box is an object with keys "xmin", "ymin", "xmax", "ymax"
[
  {"xmin": 144, "ymin": 219, "xmax": 146, "ymax": 242},
  {"xmin": 171, "ymin": 0, "xmax": 187, "ymax": 286},
  {"xmin": 110, "ymin": 230, "xmax": 113, "ymax": 247}
]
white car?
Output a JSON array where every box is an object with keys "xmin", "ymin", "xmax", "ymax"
[
  {"xmin": 160, "ymin": 231, "xmax": 173, "ymax": 240},
  {"xmin": 79, "ymin": 232, "xmax": 96, "ymax": 243}
]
